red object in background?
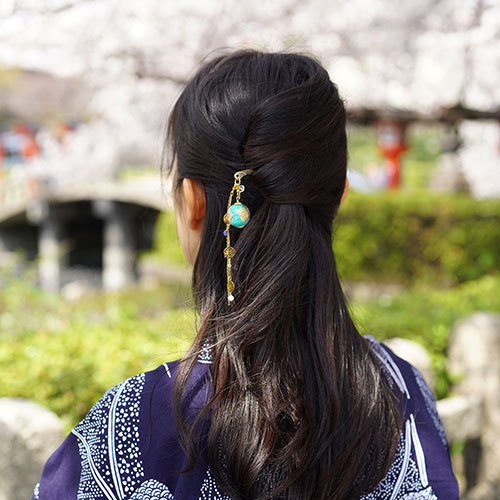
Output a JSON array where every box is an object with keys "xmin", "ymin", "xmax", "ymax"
[
  {"xmin": 13, "ymin": 123, "xmax": 39, "ymax": 159},
  {"xmin": 21, "ymin": 137, "xmax": 38, "ymax": 159},
  {"xmin": 375, "ymin": 120, "xmax": 408, "ymax": 189},
  {"xmin": 0, "ymin": 123, "xmax": 39, "ymax": 164},
  {"xmin": 12, "ymin": 123, "xmax": 33, "ymax": 135}
]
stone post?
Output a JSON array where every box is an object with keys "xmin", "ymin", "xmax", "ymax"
[
  {"xmin": 448, "ymin": 312, "xmax": 500, "ymax": 499},
  {"xmin": 37, "ymin": 206, "xmax": 64, "ymax": 293},
  {"xmin": 0, "ymin": 398, "xmax": 64, "ymax": 500},
  {"xmin": 93, "ymin": 200, "xmax": 136, "ymax": 290}
]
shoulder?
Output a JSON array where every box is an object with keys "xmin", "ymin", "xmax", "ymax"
[
  {"xmin": 364, "ymin": 335, "xmax": 444, "ymax": 432},
  {"xmin": 362, "ymin": 335, "xmax": 459, "ymax": 500},
  {"xmin": 71, "ymin": 361, "xmax": 175, "ymax": 452},
  {"xmin": 34, "ymin": 358, "xmax": 213, "ymax": 500},
  {"xmin": 364, "ymin": 334, "xmax": 414, "ymax": 400}
]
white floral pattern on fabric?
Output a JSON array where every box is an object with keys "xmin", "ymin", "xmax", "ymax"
[
  {"xmin": 129, "ymin": 479, "xmax": 174, "ymax": 500},
  {"xmin": 198, "ymin": 341, "xmax": 213, "ymax": 364},
  {"xmin": 199, "ymin": 469, "xmax": 231, "ymax": 500},
  {"xmin": 33, "ymin": 482, "xmax": 40, "ymax": 499},
  {"xmin": 128, "ymin": 470, "xmax": 231, "ymax": 500},
  {"xmin": 359, "ymin": 425, "xmax": 436, "ymax": 500},
  {"xmin": 72, "ymin": 373, "xmax": 146, "ymax": 500},
  {"xmin": 359, "ymin": 336, "xmax": 438, "ymax": 500},
  {"xmin": 360, "ymin": 420, "xmax": 437, "ymax": 500},
  {"xmin": 69, "ymin": 368, "xmax": 229, "ymax": 500},
  {"xmin": 401, "ymin": 486, "xmax": 437, "ymax": 499}
]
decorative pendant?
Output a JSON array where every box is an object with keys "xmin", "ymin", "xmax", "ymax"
[
  {"xmin": 222, "ymin": 169, "xmax": 254, "ymax": 305},
  {"xmin": 223, "ymin": 246, "xmax": 236, "ymax": 258},
  {"xmin": 226, "ymin": 203, "xmax": 250, "ymax": 228}
]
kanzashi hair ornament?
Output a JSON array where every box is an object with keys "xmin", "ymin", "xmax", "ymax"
[{"xmin": 222, "ymin": 169, "xmax": 253, "ymax": 305}]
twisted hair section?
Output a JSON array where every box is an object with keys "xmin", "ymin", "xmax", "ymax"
[{"xmin": 164, "ymin": 49, "xmax": 402, "ymax": 499}]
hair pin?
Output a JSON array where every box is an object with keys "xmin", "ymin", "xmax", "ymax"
[{"xmin": 223, "ymin": 169, "xmax": 253, "ymax": 305}]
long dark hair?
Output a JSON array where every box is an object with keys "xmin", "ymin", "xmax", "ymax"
[{"xmin": 164, "ymin": 49, "xmax": 402, "ymax": 499}]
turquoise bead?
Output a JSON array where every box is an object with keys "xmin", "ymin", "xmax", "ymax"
[{"xmin": 227, "ymin": 203, "xmax": 250, "ymax": 228}]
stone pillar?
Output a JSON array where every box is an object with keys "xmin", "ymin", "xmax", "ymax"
[
  {"xmin": 429, "ymin": 125, "xmax": 469, "ymax": 194},
  {"xmin": 37, "ymin": 207, "xmax": 64, "ymax": 293},
  {"xmin": 0, "ymin": 398, "xmax": 65, "ymax": 500},
  {"xmin": 448, "ymin": 312, "xmax": 500, "ymax": 499},
  {"xmin": 93, "ymin": 200, "xmax": 136, "ymax": 290}
]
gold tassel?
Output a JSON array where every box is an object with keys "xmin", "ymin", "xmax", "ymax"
[{"xmin": 223, "ymin": 169, "xmax": 253, "ymax": 305}]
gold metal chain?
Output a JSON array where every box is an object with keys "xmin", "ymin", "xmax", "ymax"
[{"xmin": 223, "ymin": 169, "xmax": 253, "ymax": 305}]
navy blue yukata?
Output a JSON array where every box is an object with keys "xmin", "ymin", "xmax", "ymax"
[{"xmin": 33, "ymin": 336, "xmax": 459, "ymax": 499}]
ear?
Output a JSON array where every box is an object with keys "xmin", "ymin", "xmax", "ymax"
[
  {"xmin": 340, "ymin": 176, "xmax": 349, "ymax": 206},
  {"xmin": 181, "ymin": 178, "xmax": 206, "ymax": 230}
]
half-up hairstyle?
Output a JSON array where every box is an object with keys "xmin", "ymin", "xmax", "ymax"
[{"xmin": 164, "ymin": 49, "xmax": 402, "ymax": 500}]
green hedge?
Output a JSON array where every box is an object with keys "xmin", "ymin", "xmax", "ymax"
[
  {"xmin": 1, "ymin": 274, "xmax": 499, "ymax": 428},
  {"xmin": 149, "ymin": 192, "xmax": 500, "ymax": 286},
  {"xmin": 0, "ymin": 279, "xmax": 194, "ymax": 431},
  {"xmin": 334, "ymin": 192, "xmax": 500, "ymax": 285}
]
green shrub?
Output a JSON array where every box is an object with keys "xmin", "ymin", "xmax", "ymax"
[
  {"xmin": 334, "ymin": 192, "xmax": 500, "ymax": 285},
  {"xmin": 0, "ymin": 278, "xmax": 193, "ymax": 431},
  {"xmin": 0, "ymin": 307, "xmax": 195, "ymax": 431}
]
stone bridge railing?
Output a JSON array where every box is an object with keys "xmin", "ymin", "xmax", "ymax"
[
  {"xmin": 0, "ymin": 174, "xmax": 167, "ymax": 224},
  {"xmin": 0, "ymin": 312, "xmax": 499, "ymax": 499},
  {"xmin": 0, "ymin": 171, "xmax": 37, "ymax": 222},
  {"xmin": 0, "ymin": 174, "xmax": 168, "ymax": 292}
]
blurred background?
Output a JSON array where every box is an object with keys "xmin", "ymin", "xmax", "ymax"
[{"xmin": 0, "ymin": 1, "xmax": 499, "ymax": 499}]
